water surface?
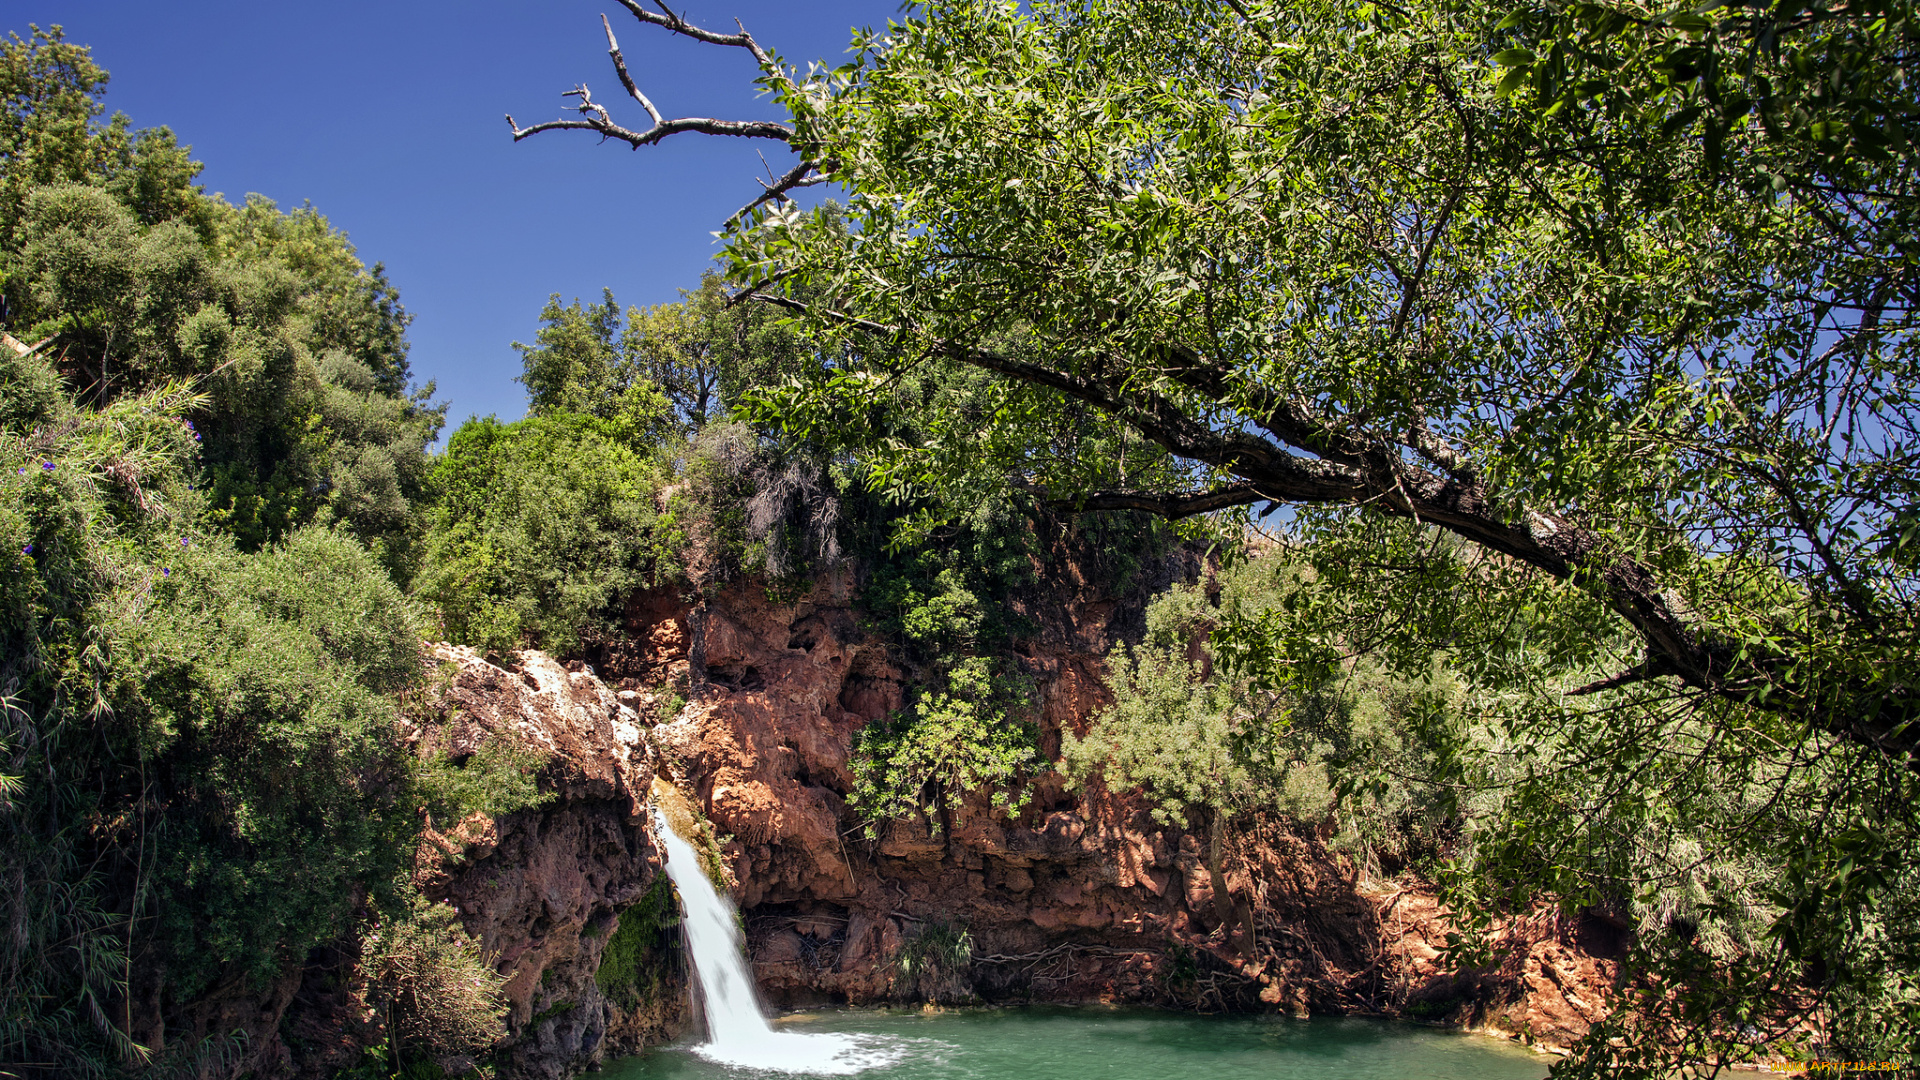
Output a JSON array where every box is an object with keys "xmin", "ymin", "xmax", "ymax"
[{"xmin": 603, "ymin": 1006, "xmax": 1551, "ymax": 1080}]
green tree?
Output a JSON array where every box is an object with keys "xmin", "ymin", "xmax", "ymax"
[
  {"xmin": 1, "ymin": 27, "xmax": 443, "ymax": 576},
  {"xmin": 626, "ymin": 278, "xmax": 727, "ymax": 431},
  {"xmin": 518, "ymin": 274, "xmax": 812, "ymax": 436},
  {"xmin": 7, "ymin": 180, "xmax": 445, "ymax": 574},
  {"xmin": 416, "ymin": 412, "xmax": 682, "ymax": 654},
  {"xmin": 515, "ymin": 289, "xmax": 630, "ymax": 419},
  {"xmin": 0, "ymin": 26, "xmax": 211, "ymax": 255},
  {"xmin": 527, "ymin": 0, "xmax": 1920, "ymax": 1065},
  {"xmin": 1063, "ymin": 604, "xmax": 1269, "ymax": 940},
  {"xmin": 848, "ymin": 655, "xmax": 1041, "ymax": 837}
]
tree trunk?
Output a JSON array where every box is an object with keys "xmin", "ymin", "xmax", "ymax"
[{"xmin": 1206, "ymin": 815, "xmax": 1236, "ymax": 939}]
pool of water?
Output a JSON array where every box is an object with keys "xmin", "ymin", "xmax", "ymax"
[{"xmin": 601, "ymin": 1006, "xmax": 1551, "ymax": 1080}]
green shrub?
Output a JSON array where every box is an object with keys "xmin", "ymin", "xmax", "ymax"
[
  {"xmin": 417, "ymin": 738, "xmax": 555, "ymax": 824},
  {"xmin": 1066, "ymin": 556, "xmax": 1459, "ymax": 876},
  {"xmin": 893, "ymin": 921, "xmax": 972, "ymax": 980},
  {"xmin": 362, "ymin": 889, "xmax": 508, "ymax": 1065},
  {"xmin": 416, "ymin": 412, "xmax": 682, "ymax": 654},
  {"xmin": 9, "ymin": 181, "xmax": 443, "ymax": 572},
  {"xmin": 132, "ymin": 527, "xmax": 427, "ymax": 998},
  {"xmin": 848, "ymin": 657, "xmax": 1041, "ymax": 836},
  {"xmin": 892, "ymin": 920, "xmax": 974, "ymax": 1003},
  {"xmin": 0, "ymin": 370, "xmax": 433, "ymax": 1067}
]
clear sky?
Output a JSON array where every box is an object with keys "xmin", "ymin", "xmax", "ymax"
[{"xmin": 15, "ymin": 1, "xmax": 902, "ymax": 431}]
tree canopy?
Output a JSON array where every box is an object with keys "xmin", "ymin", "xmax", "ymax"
[{"xmin": 522, "ymin": 0, "xmax": 1920, "ymax": 1066}]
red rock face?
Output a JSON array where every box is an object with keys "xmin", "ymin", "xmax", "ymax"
[
  {"xmin": 411, "ymin": 646, "xmax": 682, "ymax": 1080},
  {"xmin": 263, "ymin": 553, "xmax": 1615, "ymax": 1080},
  {"xmin": 624, "ymin": 553, "xmax": 1616, "ymax": 1057}
]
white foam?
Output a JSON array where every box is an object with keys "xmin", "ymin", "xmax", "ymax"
[{"xmin": 688, "ymin": 1031, "xmax": 908, "ymax": 1075}]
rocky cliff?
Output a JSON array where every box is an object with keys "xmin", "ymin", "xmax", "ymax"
[
  {"xmin": 616, "ymin": 556, "xmax": 1616, "ymax": 1053},
  {"xmin": 267, "ymin": 646, "xmax": 683, "ymax": 1079},
  {"xmin": 261, "ymin": 553, "xmax": 1615, "ymax": 1078}
]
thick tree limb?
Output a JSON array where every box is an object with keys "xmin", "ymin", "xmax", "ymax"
[
  {"xmin": 742, "ymin": 291, "xmax": 1918, "ymax": 766},
  {"xmin": 746, "ymin": 292, "xmax": 1369, "ymax": 502},
  {"xmin": 1065, "ymin": 484, "xmax": 1268, "ymax": 518},
  {"xmin": 1158, "ymin": 343, "xmax": 1374, "ymax": 467},
  {"xmin": 1568, "ymin": 658, "xmax": 1677, "ymax": 697}
]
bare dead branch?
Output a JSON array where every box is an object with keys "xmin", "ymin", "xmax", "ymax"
[
  {"xmin": 726, "ymin": 159, "xmax": 828, "ymax": 225},
  {"xmin": 602, "ymin": 13, "xmax": 663, "ymax": 125},
  {"xmin": 508, "ymin": 99, "xmax": 791, "ymax": 148},
  {"xmin": 507, "ymin": 8, "xmax": 795, "ymax": 150},
  {"xmin": 2, "ymin": 331, "xmax": 58, "ymax": 359},
  {"xmin": 611, "ymin": 0, "xmax": 776, "ymax": 68},
  {"xmin": 563, "ymin": 84, "xmax": 615, "ymax": 128}
]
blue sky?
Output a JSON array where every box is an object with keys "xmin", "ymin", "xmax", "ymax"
[{"xmin": 17, "ymin": 1, "xmax": 901, "ymax": 430}]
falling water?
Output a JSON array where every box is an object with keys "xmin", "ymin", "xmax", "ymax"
[{"xmin": 651, "ymin": 806, "xmax": 901, "ymax": 1074}]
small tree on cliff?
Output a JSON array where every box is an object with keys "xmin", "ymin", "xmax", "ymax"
[
  {"xmin": 1063, "ymin": 625, "xmax": 1263, "ymax": 945},
  {"xmin": 514, "ymin": 274, "xmax": 813, "ymax": 438}
]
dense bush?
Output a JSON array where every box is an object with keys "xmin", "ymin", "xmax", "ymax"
[
  {"xmin": 1063, "ymin": 552, "xmax": 1461, "ymax": 935},
  {"xmin": 0, "ymin": 30, "xmax": 471, "ymax": 1071},
  {"xmin": 2, "ymin": 28, "xmax": 443, "ymax": 582},
  {"xmin": 421, "ymin": 279, "xmax": 860, "ymax": 658},
  {"xmin": 133, "ymin": 527, "xmax": 427, "ymax": 998},
  {"xmin": 416, "ymin": 411, "xmax": 683, "ymax": 654},
  {"xmin": 848, "ymin": 656, "xmax": 1040, "ymax": 836},
  {"xmin": 362, "ymin": 889, "xmax": 510, "ymax": 1067},
  {"xmin": 841, "ymin": 506, "xmax": 1041, "ymax": 834},
  {"xmin": 0, "ymin": 342, "xmax": 443, "ymax": 1068}
]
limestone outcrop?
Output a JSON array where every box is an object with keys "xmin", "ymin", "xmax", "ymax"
[
  {"xmin": 268, "ymin": 553, "xmax": 1615, "ymax": 1079},
  {"xmin": 408, "ymin": 645, "xmax": 675, "ymax": 1079},
  {"xmin": 615, "ymin": 561, "xmax": 1616, "ymax": 1055}
]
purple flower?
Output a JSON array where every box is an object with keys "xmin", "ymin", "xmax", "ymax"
[
  {"xmin": 162, "ymin": 568, "xmax": 170, "ymax": 576},
  {"xmin": 41, "ymin": 461, "xmax": 54, "ymax": 471},
  {"xmin": 180, "ymin": 538, "xmax": 190, "ymax": 547},
  {"xmin": 21, "ymin": 544, "xmax": 31, "ymax": 555}
]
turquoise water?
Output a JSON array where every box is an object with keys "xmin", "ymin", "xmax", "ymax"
[{"xmin": 602, "ymin": 1006, "xmax": 1550, "ymax": 1080}]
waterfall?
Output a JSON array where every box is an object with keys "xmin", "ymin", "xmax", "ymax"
[{"xmin": 651, "ymin": 806, "xmax": 899, "ymax": 1074}]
